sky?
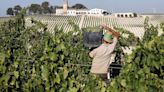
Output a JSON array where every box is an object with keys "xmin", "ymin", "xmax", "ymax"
[{"xmin": 0, "ymin": 0, "xmax": 164, "ymax": 17}]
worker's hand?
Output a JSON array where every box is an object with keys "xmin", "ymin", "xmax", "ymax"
[
  {"xmin": 99, "ymin": 24, "xmax": 107, "ymax": 29},
  {"xmin": 114, "ymin": 31, "xmax": 120, "ymax": 38}
]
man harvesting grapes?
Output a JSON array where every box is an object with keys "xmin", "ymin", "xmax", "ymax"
[{"xmin": 89, "ymin": 25, "xmax": 120, "ymax": 85}]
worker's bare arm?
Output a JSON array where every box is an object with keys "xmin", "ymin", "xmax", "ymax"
[{"xmin": 100, "ymin": 24, "xmax": 120, "ymax": 38}]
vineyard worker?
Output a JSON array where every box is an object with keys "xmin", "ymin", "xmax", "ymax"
[{"xmin": 89, "ymin": 25, "xmax": 120, "ymax": 85}]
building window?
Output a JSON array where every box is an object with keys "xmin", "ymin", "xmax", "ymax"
[
  {"xmin": 125, "ymin": 14, "xmax": 128, "ymax": 17},
  {"xmin": 129, "ymin": 14, "xmax": 132, "ymax": 17},
  {"xmin": 117, "ymin": 14, "xmax": 120, "ymax": 17},
  {"xmin": 121, "ymin": 14, "xmax": 124, "ymax": 17}
]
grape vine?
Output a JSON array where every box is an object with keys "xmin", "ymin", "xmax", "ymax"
[{"xmin": 0, "ymin": 12, "xmax": 163, "ymax": 92}]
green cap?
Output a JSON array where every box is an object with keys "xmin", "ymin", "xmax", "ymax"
[{"xmin": 103, "ymin": 34, "xmax": 112, "ymax": 42}]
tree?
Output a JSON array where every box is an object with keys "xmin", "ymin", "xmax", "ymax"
[
  {"xmin": 41, "ymin": 1, "xmax": 50, "ymax": 14},
  {"xmin": 14, "ymin": 5, "xmax": 22, "ymax": 11},
  {"xmin": 14, "ymin": 5, "xmax": 22, "ymax": 15},
  {"xmin": 41, "ymin": 1, "xmax": 49, "ymax": 8},
  {"xmin": 72, "ymin": 3, "xmax": 88, "ymax": 9},
  {"xmin": 49, "ymin": 6, "xmax": 55, "ymax": 14},
  {"xmin": 29, "ymin": 4, "xmax": 42, "ymax": 14},
  {"xmin": 6, "ymin": 8, "xmax": 14, "ymax": 16}
]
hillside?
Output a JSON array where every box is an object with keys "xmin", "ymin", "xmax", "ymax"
[
  {"xmin": 25, "ymin": 15, "xmax": 164, "ymax": 38},
  {"xmin": 1, "ymin": 15, "xmax": 164, "ymax": 38}
]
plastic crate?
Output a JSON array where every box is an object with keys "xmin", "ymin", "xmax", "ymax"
[{"xmin": 83, "ymin": 27, "xmax": 103, "ymax": 48}]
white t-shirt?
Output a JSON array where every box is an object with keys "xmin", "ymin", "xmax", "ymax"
[{"xmin": 89, "ymin": 37, "xmax": 118, "ymax": 74}]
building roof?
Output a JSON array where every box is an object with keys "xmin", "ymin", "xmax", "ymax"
[
  {"xmin": 90, "ymin": 8, "xmax": 107, "ymax": 11},
  {"xmin": 113, "ymin": 12, "xmax": 137, "ymax": 14},
  {"xmin": 141, "ymin": 13, "xmax": 164, "ymax": 15},
  {"xmin": 56, "ymin": 6, "xmax": 89, "ymax": 10}
]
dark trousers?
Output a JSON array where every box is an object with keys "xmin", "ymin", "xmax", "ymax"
[{"xmin": 97, "ymin": 73, "xmax": 110, "ymax": 85}]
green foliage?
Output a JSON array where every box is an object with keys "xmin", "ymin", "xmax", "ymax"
[
  {"xmin": 6, "ymin": 8, "xmax": 14, "ymax": 16},
  {"xmin": 71, "ymin": 3, "xmax": 88, "ymax": 9},
  {"xmin": 28, "ymin": 1, "xmax": 55, "ymax": 15},
  {"xmin": 114, "ymin": 27, "xmax": 139, "ymax": 64},
  {"xmin": 0, "ymin": 12, "xmax": 163, "ymax": 92},
  {"xmin": 41, "ymin": 1, "xmax": 51, "ymax": 14},
  {"xmin": 14, "ymin": 5, "xmax": 22, "ymax": 15},
  {"xmin": 0, "ymin": 12, "xmax": 105, "ymax": 92},
  {"xmin": 108, "ymin": 18, "xmax": 164, "ymax": 92},
  {"xmin": 6, "ymin": 5, "xmax": 22, "ymax": 16}
]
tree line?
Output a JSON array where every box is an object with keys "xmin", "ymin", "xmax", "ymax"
[{"xmin": 6, "ymin": 1, "xmax": 87, "ymax": 16}]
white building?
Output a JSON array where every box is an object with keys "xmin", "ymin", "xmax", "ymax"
[
  {"xmin": 89, "ymin": 8, "xmax": 110, "ymax": 16},
  {"xmin": 56, "ymin": 8, "xmax": 110, "ymax": 16},
  {"xmin": 56, "ymin": 0, "xmax": 110, "ymax": 16},
  {"xmin": 113, "ymin": 12, "xmax": 138, "ymax": 18}
]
